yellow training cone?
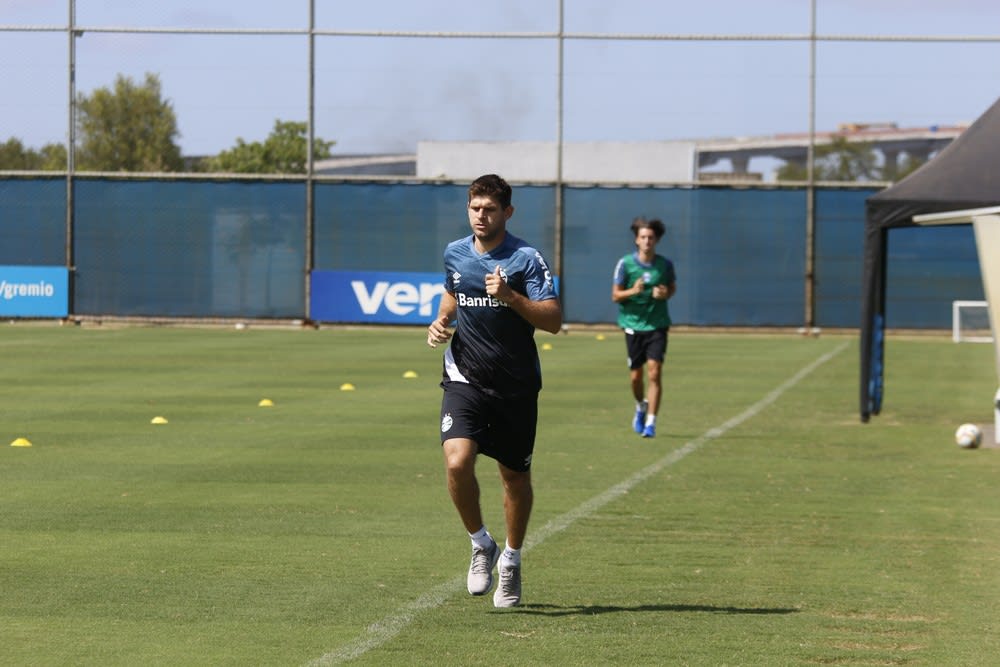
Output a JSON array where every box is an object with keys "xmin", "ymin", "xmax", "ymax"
[
  {"xmin": 340, "ymin": 383, "xmax": 356, "ymax": 391},
  {"xmin": 542, "ymin": 343, "xmax": 553, "ymax": 351},
  {"xmin": 151, "ymin": 416, "xmax": 168, "ymax": 424},
  {"xmin": 402, "ymin": 370, "xmax": 418, "ymax": 379},
  {"xmin": 258, "ymin": 398, "xmax": 275, "ymax": 407},
  {"xmin": 10, "ymin": 437, "xmax": 32, "ymax": 447}
]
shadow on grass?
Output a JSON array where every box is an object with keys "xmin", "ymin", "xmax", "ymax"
[{"xmin": 506, "ymin": 603, "xmax": 800, "ymax": 617}]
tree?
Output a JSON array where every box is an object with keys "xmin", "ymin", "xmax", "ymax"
[
  {"xmin": 0, "ymin": 138, "xmax": 67, "ymax": 170},
  {"xmin": 777, "ymin": 137, "xmax": 881, "ymax": 182},
  {"xmin": 37, "ymin": 143, "xmax": 68, "ymax": 170},
  {"xmin": 204, "ymin": 120, "xmax": 334, "ymax": 174},
  {"xmin": 893, "ymin": 153, "xmax": 927, "ymax": 181},
  {"xmin": 76, "ymin": 73, "xmax": 183, "ymax": 172},
  {"xmin": 776, "ymin": 137, "xmax": 930, "ymax": 182}
]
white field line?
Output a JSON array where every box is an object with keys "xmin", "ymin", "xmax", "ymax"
[{"xmin": 305, "ymin": 341, "xmax": 849, "ymax": 666}]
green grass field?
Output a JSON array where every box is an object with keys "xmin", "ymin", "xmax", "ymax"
[{"xmin": 2, "ymin": 324, "xmax": 999, "ymax": 666}]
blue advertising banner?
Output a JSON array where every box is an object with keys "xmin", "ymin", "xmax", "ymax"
[
  {"xmin": 311, "ymin": 270, "xmax": 446, "ymax": 324},
  {"xmin": 0, "ymin": 265, "xmax": 69, "ymax": 317}
]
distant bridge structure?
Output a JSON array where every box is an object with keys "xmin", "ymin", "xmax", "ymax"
[
  {"xmin": 696, "ymin": 123, "xmax": 967, "ymax": 180},
  {"xmin": 314, "ymin": 123, "xmax": 968, "ymax": 183}
]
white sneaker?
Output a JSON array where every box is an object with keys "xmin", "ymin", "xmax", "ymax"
[
  {"xmin": 467, "ymin": 538, "xmax": 500, "ymax": 595},
  {"xmin": 493, "ymin": 561, "xmax": 522, "ymax": 607}
]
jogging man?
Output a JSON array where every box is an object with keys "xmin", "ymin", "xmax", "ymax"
[
  {"xmin": 612, "ymin": 217, "xmax": 677, "ymax": 438},
  {"xmin": 426, "ymin": 173, "xmax": 562, "ymax": 608}
]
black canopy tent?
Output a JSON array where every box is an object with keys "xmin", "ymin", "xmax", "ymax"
[{"xmin": 861, "ymin": 96, "xmax": 1000, "ymax": 422}]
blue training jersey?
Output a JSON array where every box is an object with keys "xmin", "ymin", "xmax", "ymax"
[{"xmin": 441, "ymin": 232, "xmax": 558, "ymax": 398}]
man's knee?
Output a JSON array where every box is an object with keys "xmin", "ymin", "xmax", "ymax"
[
  {"xmin": 499, "ymin": 467, "xmax": 532, "ymax": 495},
  {"xmin": 443, "ymin": 439, "xmax": 477, "ymax": 475}
]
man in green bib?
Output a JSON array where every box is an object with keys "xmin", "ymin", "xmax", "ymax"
[{"xmin": 611, "ymin": 217, "xmax": 677, "ymax": 438}]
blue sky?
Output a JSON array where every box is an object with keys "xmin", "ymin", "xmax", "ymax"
[{"xmin": 2, "ymin": 0, "xmax": 999, "ymax": 161}]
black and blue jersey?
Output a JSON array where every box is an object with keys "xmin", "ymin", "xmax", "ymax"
[{"xmin": 441, "ymin": 232, "xmax": 558, "ymax": 398}]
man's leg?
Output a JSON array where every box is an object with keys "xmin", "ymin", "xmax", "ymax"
[
  {"xmin": 494, "ymin": 463, "xmax": 532, "ymax": 607},
  {"xmin": 645, "ymin": 359, "xmax": 662, "ymax": 418},
  {"xmin": 630, "ymin": 366, "xmax": 647, "ymax": 433},
  {"xmin": 626, "ymin": 332, "xmax": 649, "ymax": 434},
  {"xmin": 444, "ymin": 438, "xmax": 499, "ymax": 595},
  {"xmin": 629, "ymin": 366, "xmax": 645, "ymax": 403},
  {"xmin": 498, "ymin": 464, "xmax": 532, "ymax": 549},
  {"xmin": 442, "ymin": 438, "xmax": 483, "ymax": 533},
  {"xmin": 642, "ymin": 359, "xmax": 662, "ymax": 437}
]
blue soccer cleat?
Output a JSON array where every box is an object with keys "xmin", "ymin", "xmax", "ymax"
[
  {"xmin": 632, "ymin": 401, "xmax": 647, "ymax": 434},
  {"xmin": 642, "ymin": 423, "xmax": 655, "ymax": 438}
]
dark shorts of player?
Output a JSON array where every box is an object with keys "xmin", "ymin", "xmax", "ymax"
[
  {"xmin": 624, "ymin": 327, "xmax": 669, "ymax": 370},
  {"xmin": 439, "ymin": 380, "xmax": 538, "ymax": 473}
]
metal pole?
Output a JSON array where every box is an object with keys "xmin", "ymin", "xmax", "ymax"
[
  {"xmin": 66, "ymin": 0, "xmax": 76, "ymax": 316},
  {"xmin": 554, "ymin": 0, "xmax": 565, "ymax": 296},
  {"xmin": 804, "ymin": 0, "xmax": 817, "ymax": 330},
  {"xmin": 305, "ymin": 0, "xmax": 315, "ymax": 323}
]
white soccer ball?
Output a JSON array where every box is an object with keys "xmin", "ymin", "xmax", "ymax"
[{"xmin": 955, "ymin": 423, "xmax": 982, "ymax": 449}]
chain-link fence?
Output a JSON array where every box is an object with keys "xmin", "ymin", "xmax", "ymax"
[{"xmin": 1, "ymin": 1, "xmax": 995, "ymax": 326}]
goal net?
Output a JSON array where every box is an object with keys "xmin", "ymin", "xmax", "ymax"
[{"xmin": 952, "ymin": 300, "xmax": 994, "ymax": 343}]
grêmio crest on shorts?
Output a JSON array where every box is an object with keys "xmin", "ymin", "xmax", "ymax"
[{"xmin": 441, "ymin": 232, "xmax": 557, "ymax": 398}]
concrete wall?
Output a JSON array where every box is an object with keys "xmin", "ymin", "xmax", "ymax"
[{"xmin": 416, "ymin": 141, "xmax": 697, "ymax": 183}]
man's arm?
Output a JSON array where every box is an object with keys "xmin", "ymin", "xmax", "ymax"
[
  {"xmin": 612, "ymin": 277, "xmax": 644, "ymax": 303},
  {"xmin": 427, "ymin": 291, "xmax": 457, "ymax": 348},
  {"xmin": 652, "ymin": 281, "xmax": 676, "ymax": 301},
  {"xmin": 503, "ymin": 293, "xmax": 563, "ymax": 334},
  {"xmin": 485, "ymin": 266, "xmax": 563, "ymax": 334}
]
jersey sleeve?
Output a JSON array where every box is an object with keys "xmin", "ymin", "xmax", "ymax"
[
  {"xmin": 442, "ymin": 239, "xmax": 463, "ymax": 294},
  {"xmin": 662, "ymin": 258, "xmax": 676, "ymax": 285},
  {"xmin": 521, "ymin": 248, "xmax": 558, "ymax": 301},
  {"xmin": 613, "ymin": 256, "xmax": 627, "ymax": 286}
]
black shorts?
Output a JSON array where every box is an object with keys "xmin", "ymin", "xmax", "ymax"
[
  {"xmin": 624, "ymin": 327, "xmax": 669, "ymax": 370},
  {"xmin": 439, "ymin": 380, "xmax": 538, "ymax": 472}
]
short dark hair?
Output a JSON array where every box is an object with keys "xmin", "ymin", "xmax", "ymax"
[
  {"xmin": 468, "ymin": 174, "xmax": 512, "ymax": 209},
  {"xmin": 630, "ymin": 217, "xmax": 665, "ymax": 241}
]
